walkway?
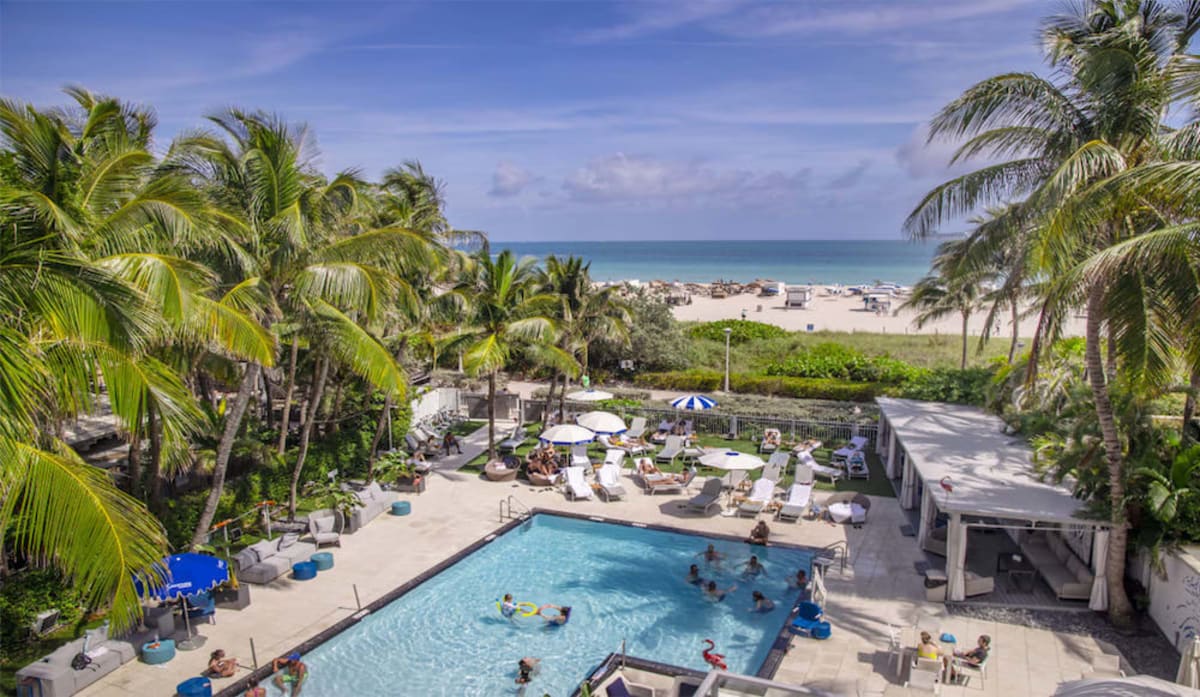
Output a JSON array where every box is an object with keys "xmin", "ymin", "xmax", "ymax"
[
  {"xmin": 426, "ymin": 419, "xmax": 516, "ymax": 472},
  {"xmin": 78, "ymin": 472, "xmax": 1124, "ymax": 696}
]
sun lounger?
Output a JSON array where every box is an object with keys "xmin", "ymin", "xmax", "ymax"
[
  {"xmin": 599, "ymin": 434, "xmax": 646, "ymax": 456},
  {"xmin": 597, "ymin": 463, "xmax": 627, "ymax": 501},
  {"xmin": 644, "ymin": 467, "xmax": 696, "ymax": 495},
  {"xmin": 849, "ymin": 435, "xmax": 869, "ymax": 450},
  {"xmin": 776, "ymin": 483, "xmax": 812, "ymax": 522},
  {"xmin": 625, "ymin": 417, "xmax": 648, "ymax": 440},
  {"xmin": 847, "ymin": 451, "xmax": 869, "ymax": 479},
  {"xmin": 763, "ymin": 451, "xmax": 789, "ymax": 482},
  {"xmin": 737, "ymin": 478, "xmax": 777, "ymax": 517},
  {"xmin": 603, "ymin": 448, "xmax": 626, "ymax": 469},
  {"xmin": 656, "ymin": 435, "xmax": 683, "ymax": 464},
  {"xmin": 570, "ymin": 444, "xmax": 592, "ymax": 469},
  {"xmin": 793, "ymin": 463, "xmax": 814, "ymax": 484},
  {"xmin": 498, "ymin": 424, "xmax": 527, "ymax": 453},
  {"xmin": 563, "ymin": 466, "xmax": 593, "ymax": 500},
  {"xmin": 686, "ymin": 477, "xmax": 724, "ymax": 515},
  {"xmin": 405, "ymin": 433, "xmax": 440, "ymax": 458},
  {"xmin": 759, "ymin": 428, "xmax": 781, "ymax": 453},
  {"xmin": 798, "ymin": 451, "xmax": 843, "ymax": 483}
]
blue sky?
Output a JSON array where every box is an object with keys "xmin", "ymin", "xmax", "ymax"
[{"xmin": 0, "ymin": 1, "xmax": 1047, "ymax": 241}]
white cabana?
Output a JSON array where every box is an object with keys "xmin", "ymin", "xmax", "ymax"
[{"xmin": 878, "ymin": 397, "xmax": 1111, "ymax": 606}]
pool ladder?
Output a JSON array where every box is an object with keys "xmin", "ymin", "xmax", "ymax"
[
  {"xmin": 499, "ymin": 495, "xmax": 531, "ymax": 522},
  {"xmin": 814, "ymin": 540, "xmax": 848, "ymax": 575}
]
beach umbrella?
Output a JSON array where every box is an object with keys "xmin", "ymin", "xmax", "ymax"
[
  {"xmin": 135, "ymin": 553, "xmax": 228, "ymax": 650},
  {"xmin": 698, "ymin": 450, "xmax": 764, "ymax": 471},
  {"xmin": 1180, "ymin": 636, "xmax": 1200, "ymax": 688},
  {"xmin": 1057, "ymin": 676, "xmax": 1200, "ymax": 696},
  {"xmin": 670, "ymin": 394, "xmax": 717, "ymax": 411},
  {"xmin": 576, "ymin": 411, "xmax": 627, "ymax": 435},
  {"xmin": 565, "ymin": 389, "xmax": 613, "ymax": 401},
  {"xmin": 538, "ymin": 424, "xmax": 596, "ymax": 445}
]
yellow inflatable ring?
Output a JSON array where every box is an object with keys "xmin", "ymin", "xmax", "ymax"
[{"xmin": 496, "ymin": 601, "xmax": 539, "ymax": 617}]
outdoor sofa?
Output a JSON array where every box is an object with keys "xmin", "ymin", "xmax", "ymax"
[
  {"xmin": 17, "ymin": 623, "xmax": 145, "ymax": 697},
  {"xmin": 232, "ymin": 533, "xmax": 319, "ymax": 585},
  {"xmin": 347, "ymin": 480, "xmax": 399, "ymax": 531},
  {"xmin": 1020, "ymin": 530, "xmax": 1094, "ymax": 600}
]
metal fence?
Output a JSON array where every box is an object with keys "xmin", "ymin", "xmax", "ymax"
[{"xmin": 618, "ymin": 404, "xmax": 877, "ymax": 447}]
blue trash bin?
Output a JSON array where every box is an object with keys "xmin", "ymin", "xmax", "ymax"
[{"xmin": 176, "ymin": 676, "xmax": 212, "ymax": 697}]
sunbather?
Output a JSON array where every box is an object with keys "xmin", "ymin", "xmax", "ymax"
[
  {"xmin": 741, "ymin": 555, "xmax": 766, "ymax": 578},
  {"xmin": 916, "ymin": 632, "xmax": 939, "ymax": 661},
  {"xmin": 638, "ymin": 459, "xmax": 676, "ymax": 484},
  {"xmin": 208, "ymin": 649, "xmax": 238, "ymax": 678},
  {"xmin": 750, "ymin": 590, "xmax": 775, "ymax": 612},
  {"xmin": 747, "ymin": 521, "xmax": 770, "ymax": 546},
  {"xmin": 703, "ymin": 580, "xmax": 737, "ymax": 601}
]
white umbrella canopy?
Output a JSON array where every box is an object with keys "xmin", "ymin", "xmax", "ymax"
[
  {"xmin": 566, "ymin": 389, "xmax": 614, "ymax": 401},
  {"xmin": 1180, "ymin": 636, "xmax": 1200, "ymax": 688},
  {"xmin": 576, "ymin": 411, "xmax": 627, "ymax": 435},
  {"xmin": 539, "ymin": 424, "xmax": 596, "ymax": 445},
  {"xmin": 698, "ymin": 450, "xmax": 764, "ymax": 471},
  {"xmin": 1057, "ymin": 675, "xmax": 1200, "ymax": 696}
]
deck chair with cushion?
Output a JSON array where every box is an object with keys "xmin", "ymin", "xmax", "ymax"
[
  {"xmin": 793, "ymin": 463, "xmax": 814, "ymax": 485},
  {"xmin": 600, "ymin": 434, "xmax": 646, "ymax": 457},
  {"xmin": 625, "ymin": 417, "xmax": 648, "ymax": 440},
  {"xmin": 597, "ymin": 463, "xmax": 627, "ymax": 501},
  {"xmin": 759, "ymin": 428, "xmax": 782, "ymax": 454},
  {"xmin": 847, "ymin": 450, "xmax": 870, "ymax": 479},
  {"xmin": 762, "ymin": 451, "xmax": 789, "ymax": 482},
  {"xmin": 498, "ymin": 424, "xmax": 527, "ymax": 453},
  {"xmin": 603, "ymin": 448, "xmax": 626, "ymax": 469},
  {"xmin": 737, "ymin": 478, "xmax": 777, "ymax": 517},
  {"xmin": 570, "ymin": 444, "xmax": 592, "ymax": 469},
  {"xmin": 776, "ymin": 483, "xmax": 813, "ymax": 522},
  {"xmin": 798, "ymin": 451, "xmax": 843, "ymax": 483},
  {"xmin": 563, "ymin": 466, "xmax": 594, "ymax": 500},
  {"xmin": 646, "ymin": 467, "xmax": 696, "ymax": 495},
  {"xmin": 405, "ymin": 433, "xmax": 440, "ymax": 459},
  {"xmin": 307, "ymin": 508, "xmax": 342, "ymax": 547},
  {"xmin": 656, "ymin": 435, "xmax": 684, "ymax": 464},
  {"xmin": 686, "ymin": 477, "xmax": 724, "ymax": 515}
]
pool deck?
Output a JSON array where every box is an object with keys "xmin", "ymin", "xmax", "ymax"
[{"xmin": 78, "ymin": 434, "xmax": 1124, "ymax": 696}]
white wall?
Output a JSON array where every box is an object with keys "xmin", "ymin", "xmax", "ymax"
[
  {"xmin": 1139, "ymin": 545, "xmax": 1200, "ymax": 652},
  {"xmin": 410, "ymin": 387, "xmax": 461, "ymax": 425}
]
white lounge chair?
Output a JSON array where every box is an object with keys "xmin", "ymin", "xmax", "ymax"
[
  {"xmin": 686, "ymin": 477, "xmax": 724, "ymax": 515},
  {"xmin": 626, "ymin": 417, "xmax": 648, "ymax": 440},
  {"xmin": 776, "ymin": 483, "xmax": 812, "ymax": 522},
  {"xmin": 498, "ymin": 424, "xmax": 527, "ymax": 453},
  {"xmin": 847, "ymin": 451, "xmax": 869, "ymax": 479},
  {"xmin": 759, "ymin": 428, "xmax": 782, "ymax": 453},
  {"xmin": 737, "ymin": 478, "xmax": 777, "ymax": 517},
  {"xmin": 793, "ymin": 463, "xmax": 814, "ymax": 485},
  {"xmin": 599, "ymin": 434, "xmax": 646, "ymax": 457},
  {"xmin": 597, "ymin": 464, "xmax": 627, "ymax": 501},
  {"xmin": 563, "ymin": 466, "xmax": 594, "ymax": 500},
  {"xmin": 656, "ymin": 435, "xmax": 683, "ymax": 464},
  {"xmin": 762, "ymin": 451, "xmax": 789, "ymax": 482},
  {"xmin": 799, "ymin": 451, "xmax": 843, "ymax": 483},
  {"xmin": 570, "ymin": 444, "xmax": 592, "ymax": 469},
  {"xmin": 603, "ymin": 448, "xmax": 626, "ymax": 470}
]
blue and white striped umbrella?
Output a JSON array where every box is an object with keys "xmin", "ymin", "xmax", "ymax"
[{"xmin": 669, "ymin": 394, "xmax": 717, "ymax": 411}]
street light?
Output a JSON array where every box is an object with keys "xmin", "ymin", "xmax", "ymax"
[{"xmin": 723, "ymin": 327, "xmax": 732, "ymax": 392}]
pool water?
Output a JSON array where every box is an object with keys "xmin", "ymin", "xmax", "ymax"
[{"xmin": 274, "ymin": 514, "xmax": 812, "ymax": 696}]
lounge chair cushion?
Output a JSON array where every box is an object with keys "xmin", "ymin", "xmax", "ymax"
[
  {"xmin": 313, "ymin": 516, "xmax": 336, "ymax": 535},
  {"xmin": 277, "ymin": 532, "xmax": 300, "ymax": 550}
]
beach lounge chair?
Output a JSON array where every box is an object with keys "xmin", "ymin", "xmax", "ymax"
[
  {"xmin": 799, "ymin": 451, "xmax": 843, "ymax": 483},
  {"xmin": 650, "ymin": 420, "xmax": 673, "ymax": 444},
  {"xmin": 656, "ymin": 435, "xmax": 683, "ymax": 464},
  {"xmin": 597, "ymin": 464, "xmax": 627, "ymax": 501},
  {"xmin": 603, "ymin": 448, "xmax": 626, "ymax": 470},
  {"xmin": 563, "ymin": 466, "xmax": 594, "ymax": 500},
  {"xmin": 760, "ymin": 428, "xmax": 781, "ymax": 454},
  {"xmin": 776, "ymin": 483, "xmax": 813, "ymax": 522},
  {"xmin": 307, "ymin": 508, "xmax": 342, "ymax": 547},
  {"xmin": 599, "ymin": 434, "xmax": 646, "ymax": 457},
  {"xmin": 847, "ymin": 450, "xmax": 869, "ymax": 479},
  {"xmin": 405, "ymin": 433, "xmax": 440, "ymax": 459},
  {"xmin": 737, "ymin": 478, "xmax": 777, "ymax": 517},
  {"xmin": 626, "ymin": 417, "xmax": 648, "ymax": 440},
  {"xmin": 762, "ymin": 451, "xmax": 789, "ymax": 482},
  {"xmin": 832, "ymin": 436, "xmax": 869, "ymax": 464},
  {"xmin": 570, "ymin": 444, "xmax": 592, "ymax": 469},
  {"xmin": 498, "ymin": 424, "xmax": 527, "ymax": 453},
  {"xmin": 645, "ymin": 467, "xmax": 696, "ymax": 495},
  {"xmin": 686, "ymin": 477, "xmax": 724, "ymax": 515},
  {"xmin": 793, "ymin": 463, "xmax": 814, "ymax": 485}
]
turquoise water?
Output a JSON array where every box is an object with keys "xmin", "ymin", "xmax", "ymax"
[
  {"xmin": 275, "ymin": 515, "xmax": 812, "ymax": 696},
  {"xmin": 495, "ymin": 239, "xmax": 939, "ymax": 285}
]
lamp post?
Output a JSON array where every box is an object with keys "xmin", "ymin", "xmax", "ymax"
[{"xmin": 723, "ymin": 327, "xmax": 732, "ymax": 392}]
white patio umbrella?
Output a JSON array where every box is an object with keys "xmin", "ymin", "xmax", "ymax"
[
  {"xmin": 1057, "ymin": 675, "xmax": 1200, "ymax": 696},
  {"xmin": 538, "ymin": 424, "xmax": 596, "ymax": 445},
  {"xmin": 576, "ymin": 411, "xmax": 627, "ymax": 435},
  {"xmin": 566, "ymin": 389, "xmax": 614, "ymax": 401},
  {"xmin": 698, "ymin": 450, "xmax": 765, "ymax": 471},
  {"xmin": 1179, "ymin": 636, "xmax": 1200, "ymax": 688},
  {"xmin": 670, "ymin": 394, "xmax": 717, "ymax": 410}
]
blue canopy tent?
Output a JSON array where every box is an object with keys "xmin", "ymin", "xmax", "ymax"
[{"xmin": 136, "ymin": 553, "xmax": 228, "ymax": 651}]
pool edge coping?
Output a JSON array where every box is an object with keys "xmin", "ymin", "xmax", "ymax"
[{"xmin": 216, "ymin": 508, "xmax": 814, "ymax": 696}]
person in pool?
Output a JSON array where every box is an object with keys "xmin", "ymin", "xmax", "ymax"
[
  {"xmin": 704, "ymin": 580, "xmax": 737, "ymax": 601},
  {"xmin": 686, "ymin": 564, "xmax": 705, "ymax": 585},
  {"xmin": 516, "ymin": 657, "xmax": 540, "ymax": 684},
  {"xmin": 500, "ymin": 593, "xmax": 517, "ymax": 618},
  {"xmin": 790, "ymin": 569, "xmax": 811, "ymax": 601},
  {"xmin": 696, "ymin": 544, "xmax": 725, "ymax": 566},
  {"xmin": 538, "ymin": 604, "xmax": 571, "ymax": 626},
  {"xmin": 750, "ymin": 590, "xmax": 775, "ymax": 612},
  {"xmin": 272, "ymin": 653, "xmax": 307, "ymax": 696},
  {"xmin": 741, "ymin": 555, "xmax": 767, "ymax": 577}
]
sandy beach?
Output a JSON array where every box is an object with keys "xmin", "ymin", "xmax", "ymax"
[{"xmin": 670, "ymin": 291, "xmax": 1086, "ymax": 337}]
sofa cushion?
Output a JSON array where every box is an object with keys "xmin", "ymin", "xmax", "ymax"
[
  {"xmin": 313, "ymin": 516, "xmax": 335, "ymax": 535},
  {"xmin": 1065, "ymin": 555, "xmax": 1087, "ymax": 579},
  {"xmin": 366, "ymin": 481, "xmax": 384, "ymax": 500},
  {"xmin": 278, "ymin": 540, "xmax": 318, "ymax": 563},
  {"xmin": 278, "ymin": 532, "xmax": 300, "ymax": 550},
  {"xmin": 1041, "ymin": 563, "xmax": 1074, "ymax": 589},
  {"xmin": 249, "ymin": 539, "xmax": 277, "ymax": 563},
  {"xmin": 356, "ymin": 489, "xmax": 373, "ymax": 506},
  {"xmin": 1048, "ymin": 534, "xmax": 1069, "ymax": 564},
  {"xmin": 232, "ymin": 547, "xmax": 258, "ymax": 573}
]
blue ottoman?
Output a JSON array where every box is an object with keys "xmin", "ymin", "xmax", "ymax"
[
  {"xmin": 311, "ymin": 552, "xmax": 334, "ymax": 571},
  {"xmin": 812, "ymin": 622, "xmax": 832, "ymax": 640},
  {"xmin": 292, "ymin": 561, "xmax": 318, "ymax": 580},
  {"xmin": 176, "ymin": 676, "xmax": 211, "ymax": 697},
  {"xmin": 391, "ymin": 501, "xmax": 411, "ymax": 516},
  {"xmin": 142, "ymin": 639, "xmax": 176, "ymax": 664}
]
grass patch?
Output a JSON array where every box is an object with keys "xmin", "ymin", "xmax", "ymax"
[{"xmin": 447, "ymin": 420, "xmax": 485, "ymax": 437}]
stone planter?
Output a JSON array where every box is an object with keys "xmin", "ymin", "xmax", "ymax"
[
  {"xmin": 214, "ymin": 585, "xmax": 251, "ymax": 611},
  {"xmin": 392, "ymin": 475, "xmax": 425, "ymax": 494}
]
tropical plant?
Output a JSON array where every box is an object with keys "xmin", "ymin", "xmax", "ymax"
[{"xmin": 901, "ymin": 240, "xmax": 986, "ymax": 370}]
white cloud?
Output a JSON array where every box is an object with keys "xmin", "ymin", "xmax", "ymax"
[
  {"xmin": 714, "ymin": 0, "xmax": 1037, "ymax": 38},
  {"xmin": 576, "ymin": 1, "xmax": 745, "ymax": 42},
  {"xmin": 488, "ymin": 161, "xmax": 538, "ymax": 197},
  {"xmin": 563, "ymin": 153, "xmax": 810, "ymax": 206}
]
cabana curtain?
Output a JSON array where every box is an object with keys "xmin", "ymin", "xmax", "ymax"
[
  {"xmin": 1089, "ymin": 529, "xmax": 1110, "ymax": 611},
  {"xmin": 945, "ymin": 514, "xmax": 968, "ymax": 601},
  {"xmin": 917, "ymin": 490, "xmax": 937, "ymax": 550},
  {"xmin": 900, "ymin": 453, "xmax": 917, "ymax": 509}
]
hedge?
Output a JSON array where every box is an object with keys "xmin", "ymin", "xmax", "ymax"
[
  {"xmin": 634, "ymin": 370, "xmax": 880, "ymax": 402},
  {"xmin": 688, "ymin": 320, "xmax": 788, "ymax": 344}
]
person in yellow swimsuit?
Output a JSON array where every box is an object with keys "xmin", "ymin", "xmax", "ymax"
[{"xmin": 916, "ymin": 632, "xmax": 940, "ymax": 660}]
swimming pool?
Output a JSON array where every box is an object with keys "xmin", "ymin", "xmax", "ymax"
[{"xmin": 266, "ymin": 514, "xmax": 812, "ymax": 696}]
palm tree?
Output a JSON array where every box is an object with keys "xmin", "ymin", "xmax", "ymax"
[
  {"xmin": 451, "ymin": 250, "xmax": 566, "ymax": 459},
  {"xmin": 902, "ymin": 240, "xmax": 986, "ymax": 370}
]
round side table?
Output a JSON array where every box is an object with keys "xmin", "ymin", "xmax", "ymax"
[
  {"xmin": 141, "ymin": 639, "xmax": 176, "ymax": 665},
  {"xmin": 391, "ymin": 501, "xmax": 411, "ymax": 516},
  {"xmin": 176, "ymin": 676, "xmax": 212, "ymax": 697},
  {"xmin": 292, "ymin": 561, "xmax": 318, "ymax": 581},
  {"xmin": 310, "ymin": 552, "xmax": 334, "ymax": 571}
]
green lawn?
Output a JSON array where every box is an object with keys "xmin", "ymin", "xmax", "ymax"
[{"xmin": 464, "ymin": 423, "xmax": 894, "ymax": 498}]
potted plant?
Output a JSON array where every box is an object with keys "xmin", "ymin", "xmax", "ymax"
[
  {"xmin": 303, "ymin": 479, "xmax": 363, "ymax": 532},
  {"xmin": 375, "ymin": 451, "xmax": 425, "ymax": 493}
]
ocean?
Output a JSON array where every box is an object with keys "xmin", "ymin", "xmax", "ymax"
[{"xmin": 494, "ymin": 239, "xmax": 938, "ymax": 285}]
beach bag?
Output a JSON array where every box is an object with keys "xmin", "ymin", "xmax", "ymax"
[{"xmin": 71, "ymin": 652, "xmax": 92, "ymax": 670}]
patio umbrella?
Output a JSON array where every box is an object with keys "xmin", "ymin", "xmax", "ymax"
[
  {"xmin": 576, "ymin": 411, "xmax": 627, "ymax": 435},
  {"xmin": 698, "ymin": 450, "xmax": 764, "ymax": 471},
  {"xmin": 1057, "ymin": 676, "xmax": 1200, "ymax": 696},
  {"xmin": 565, "ymin": 389, "xmax": 613, "ymax": 401},
  {"xmin": 538, "ymin": 424, "xmax": 596, "ymax": 445},
  {"xmin": 135, "ymin": 553, "xmax": 228, "ymax": 651},
  {"xmin": 670, "ymin": 394, "xmax": 717, "ymax": 411},
  {"xmin": 1180, "ymin": 636, "xmax": 1200, "ymax": 688}
]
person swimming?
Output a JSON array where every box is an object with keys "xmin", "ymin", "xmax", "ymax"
[
  {"xmin": 500, "ymin": 593, "xmax": 517, "ymax": 618},
  {"xmin": 750, "ymin": 590, "xmax": 775, "ymax": 612},
  {"xmin": 704, "ymin": 580, "xmax": 737, "ymax": 601},
  {"xmin": 538, "ymin": 604, "xmax": 571, "ymax": 626},
  {"xmin": 741, "ymin": 555, "xmax": 766, "ymax": 577},
  {"xmin": 697, "ymin": 544, "xmax": 724, "ymax": 566},
  {"xmin": 686, "ymin": 564, "xmax": 705, "ymax": 585},
  {"xmin": 515, "ymin": 657, "xmax": 540, "ymax": 685}
]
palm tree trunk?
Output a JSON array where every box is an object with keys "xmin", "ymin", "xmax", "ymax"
[
  {"xmin": 368, "ymin": 394, "xmax": 393, "ymax": 475},
  {"xmin": 558, "ymin": 373, "xmax": 568, "ymax": 421},
  {"xmin": 147, "ymin": 400, "xmax": 164, "ymax": 514},
  {"xmin": 960, "ymin": 311, "xmax": 970, "ymax": 370},
  {"xmin": 543, "ymin": 371, "xmax": 558, "ymax": 422},
  {"xmin": 1007, "ymin": 299, "xmax": 1020, "ymax": 364},
  {"xmin": 126, "ymin": 425, "xmax": 142, "ymax": 497},
  {"xmin": 1106, "ymin": 330, "xmax": 1118, "ymax": 382},
  {"xmin": 276, "ymin": 339, "xmax": 300, "ymax": 454},
  {"xmin": 261, "ymin": 369, "xmax": 274, "ymax": 428},
  {"xmin": 191, "ymin": 363, "xmax": 261, "ymax": 550},
  {"xmin": 328, "ymin": 377, "xmax": 346, "ymax": 434},
  {"xmin": 1183, "ymin": 366, "xmax": 1200, "ymax": 443},
  {"xmin": 1084, "ymin": 286, "xmax": 1134, "ymax": 626},
  {"xmin": 487, "ymin": 371, "xmax": 497, "ymax": 459},
  {"xmin": 289, "ymin": 355, "xmax": 330, "ymax": 520}
]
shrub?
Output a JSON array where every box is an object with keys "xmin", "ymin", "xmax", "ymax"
[
  {"xmin": 634, "ymin": 370, "xmax": 880, "ymax": 402},
  {"xmin": 0, "ymin": 569, "xmax": 84, "ymax": 650},
  {"xmin": 764, "ymin": 343, "xmax": 923, "ymax": 384},
  {"xmin": 895, "ymin": 367, "xmax": 994, "ymax": 405},
  {"xmin": 689, "ymin": 320, "xmax": 788, "ymax": 344},
  {"xmin": 592, "ymin": 293, "xmax": 691, "ymax": 373}
]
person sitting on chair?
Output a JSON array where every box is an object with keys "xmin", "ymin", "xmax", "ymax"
[
  {"xmin": 916, "ymin": 632, "xmax": 940, "ymax": 661},
  {"xmin": 948, "ymin": 634, "xmax": 990, "ymax": 681},
  {"xmin": 442, "ymin": 431, "xmax": 462, "ymax": 455}
]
